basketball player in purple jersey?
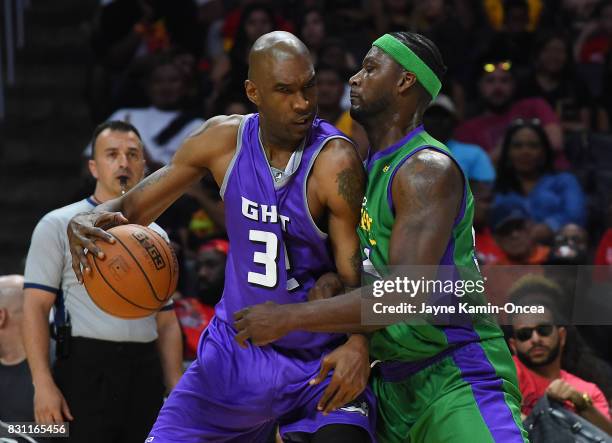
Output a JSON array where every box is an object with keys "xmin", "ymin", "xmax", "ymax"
[{"xmin": 67, "ymin": 32, "xmax": 375, "ymax": 442}]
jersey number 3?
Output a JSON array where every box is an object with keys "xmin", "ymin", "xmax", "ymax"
[{"xmin": 247, "ymin": 229, "xmax": 299, "ymax": 290}]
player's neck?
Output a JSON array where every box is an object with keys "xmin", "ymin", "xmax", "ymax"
[
  {"xmin": 367, "ymin": 117, "xmax": 421, "ymax": 154},
  {"xmin": 258, "ymin": 127, "xmax": 303, "ymax": 169}
]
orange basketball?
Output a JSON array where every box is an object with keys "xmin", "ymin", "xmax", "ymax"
[{"xmin": 83, "ymin": 224, "xmax": 179, "ymax": 319}]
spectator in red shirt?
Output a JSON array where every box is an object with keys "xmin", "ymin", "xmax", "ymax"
[
  {"xmin": 174, "ymin": 239, "xmax": 228, "ymax": 361},
  {"xmin": 507, "ymin": 280, "xmax": 612, "ymax": 434},
  {"xmin": 454, "ymin": 55, "xmax": 563, "ymax": 163}
]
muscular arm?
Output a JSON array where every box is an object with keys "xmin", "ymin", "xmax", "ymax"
[
  {"xmin": 235, "ymin": 149, "xmax": 464, "ymax": 341},
  {"xmin": 312, "ymin": 139, "xmax": 366, "ymax": 288},
  {"xmin": 96, "ymin": 116, "xmax": 239, "ymax": 224},
  {"xmin": 68, "ymin": 116, "xmax": 241, "ymax": 281}
]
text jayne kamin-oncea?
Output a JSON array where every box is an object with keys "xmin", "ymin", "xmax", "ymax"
[{"xmin": 371, "ymin": 302, "xmax": 545, "ymax": 316}]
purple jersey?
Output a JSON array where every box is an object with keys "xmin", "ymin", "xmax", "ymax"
[
  {"xmin": 215, "ymin": 113, "xmax": 349, "ymax": 350},
  {"xmin": 147, "ymin": 115, "xmax": 377, "ymax": 443}
]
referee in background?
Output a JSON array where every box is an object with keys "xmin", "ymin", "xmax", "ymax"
[{"xmin": 22, "ymin": 121, "xmax": 183, "ymax": 442}]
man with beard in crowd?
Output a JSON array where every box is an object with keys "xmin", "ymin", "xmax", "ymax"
[
  {"xmin": 174, "ymin": 239, "xmax": 228, "ymax": 361},
  {"xmin": 508, "ymin": 278, "xmax": 612, "ymax": 434}
]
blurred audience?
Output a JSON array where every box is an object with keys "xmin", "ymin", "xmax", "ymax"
[
  {"xmin": 298, "ymin": 8, "xmax": 327, "ymax": 65},
  {"xmin": 210, "ymin": 2, "xmax": 277, "ymax": 94},
  {"xmin": 211, "ymin": 90, "xmax": 255, "ymax": 117},
  {"xmin": 547, "ymin": 223, "xmax": 590, "ymax": 265},
  {"xmin": 370, "ymin": 0, "xmax": 414, "ymax": 35},
  {"xmin": 493, "ymin": 120, "xmax": 586, "ymax": 243},
  {"xmin": 521, "ymin": 31, "xmax": 605, "ymax": 132},
  {"xmin": 174, "ymin": 239, "xmax": 228, "ymax": 361},
  {"xmin": 489, "ymin": 201, "xmax": 550, "ymax": 265},
  {"xmin": 473, "ymin": 182, "xmax": 506, "ymax": 265},
  {"xmin": 483, "ymin": 0, "xmax": 544, "ymax": 32},
  {"xmin": 454, "ymin": 54, "xmax": 563, "ymax": 163},
  {"xmin": 424, "ymin": 95, "xmax": 496, "ymax": 185},
  {"xmin": 317, "ymin": 38, "xmax": 358, "ymax": 110},
  {"xmin": 89, "ymin": 0, "xmax": 201, "ymax": 120},
  {"xmin": 595, "ymin": 227, "xmax": 612, "ymax": 265},
  {"xmin": 85, "ymin": 54, "xmax": 205, "ymax": 169},
  {"xmin": 488, "ymin": 0, "xmax": 540, "ymax": 76},
  {"xmin": 316, "ymin": 64, "xmax": 369, "ymax": 157},
  {"xmin": 574, "ymin": 0, "xmax": 612, "ymax": 64}
]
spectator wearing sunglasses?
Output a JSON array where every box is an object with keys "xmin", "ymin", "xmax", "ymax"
[
  {"xmin": 454, "ymin": 56, "xmax": 563, "ymax": 164},
  {"xmin": 507, "ymin": 278, "xmax": 612, "ymax": 433},
  {"xmin": 493, "ymin": 120, "xmax": 586, "ymax": 243}
]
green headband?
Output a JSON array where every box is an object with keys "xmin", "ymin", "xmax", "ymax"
[{"xmin": 372, "ymin": 34, "xmax": 441, "ymax": 99}]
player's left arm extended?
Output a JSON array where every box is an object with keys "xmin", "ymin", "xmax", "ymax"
[{"xmin": 235, "ymin": 149, "xmax": 463, "ymax": 344}]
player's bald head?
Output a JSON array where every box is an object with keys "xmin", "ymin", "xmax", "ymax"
[
  {"xmin": 0, "ymin": 275, "xmax": 24, "ymax": 313},
  {"xmin": 248, "ymin": 31, "xmax": 311, "ymax": 82}
]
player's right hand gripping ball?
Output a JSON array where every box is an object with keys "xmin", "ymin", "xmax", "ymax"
[{"xmin": 83, "ymin": 224, "xmax": 178, "ymax": 318}]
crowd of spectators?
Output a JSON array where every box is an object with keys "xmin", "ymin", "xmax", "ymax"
[{"xmin": 5, "ymin": 0, "xmax": 611, "ymax": 440}]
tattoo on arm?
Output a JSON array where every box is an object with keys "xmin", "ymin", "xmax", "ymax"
[
  {"xmin": 336, "ymin": 167, "xmax": 365, "ymax": 211},
  {"xmin": 135, "ymin": 167, "xmax": 171, "ymax": 194}
]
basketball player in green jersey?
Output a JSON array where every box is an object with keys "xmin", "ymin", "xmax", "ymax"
[{"xmin": 234, "ymin": 32, "xmax": 528, "ymax": 442}]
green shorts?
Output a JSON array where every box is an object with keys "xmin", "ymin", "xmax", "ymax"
[{"xmin": 372, "ymin": 339, "xmax": 528, "ymax": 443}]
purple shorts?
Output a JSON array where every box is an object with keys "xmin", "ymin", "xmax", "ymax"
[{"xmin": 147, "ymin": 317, "xmax": 376, "ymax": 442}]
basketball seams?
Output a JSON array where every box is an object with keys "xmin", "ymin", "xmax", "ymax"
[
  {"xmin": 90, "ymin": 253, "xmax": 158, "ymax": 315},
  {"xmin": 112, "ymin": 232, "xmax": 164, "ymax": 302},
  {"xmin": 83, "ymin": 224, "xmax": 177, "ymax": 318}
]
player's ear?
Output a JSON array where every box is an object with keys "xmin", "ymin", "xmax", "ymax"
[
  {"xmin": 245, "ymin": 80, "xmax": 260, "ymax": 106},
  {"xmin": 397, "ymin": 71, "xmax": 417, "ymax": 94},
  {"xmin": 88, "ymin": 159, "xmax": 99, "ymax": 180}
]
